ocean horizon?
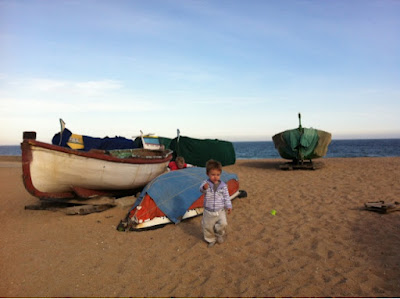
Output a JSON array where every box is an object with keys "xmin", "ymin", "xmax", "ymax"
[{"xmin": 2, "ymin": 138, "xmax": 400, "ymax": 159}]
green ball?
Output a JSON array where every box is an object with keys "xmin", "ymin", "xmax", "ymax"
[{"xmin": 271, "ymin": 209, "xmax": 276, "ymax": 216}]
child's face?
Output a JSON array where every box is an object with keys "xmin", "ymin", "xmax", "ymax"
[
  {"xmin": 176, "ymin": 161, "xmax": 185, "ymax": 169},
  {"xmin": 207, "ymin": 169, "xmax": 221, "ymax": 184}
]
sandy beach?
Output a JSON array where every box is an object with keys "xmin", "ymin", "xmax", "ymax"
[{"xmin": 0, "ymin": 156, "xmax": 399, "ymax": 297}]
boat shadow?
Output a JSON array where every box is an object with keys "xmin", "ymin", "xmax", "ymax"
[
  {"xmin": 239, "ymin": 160, "xmax": 283, "ymax": 170},
  {"xmin": 239, "ymin": 159, "xmax": 327, "ymax": 170}
]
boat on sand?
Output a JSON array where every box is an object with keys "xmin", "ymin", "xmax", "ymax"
[
  {"xmin": 272, "ymin": 113, "xmax": 332, "ymax": 166},
  {"xmin": 118, "ymin": 167, "xmax": 246, "ymax": 231},
  {"xmin": 21, "ymin": 131, "xmax": 173, "ymax": 200}
]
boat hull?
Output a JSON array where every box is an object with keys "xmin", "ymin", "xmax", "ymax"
[
  {"xmin": 131, "ymin": 190, "xmax": 241, "ymax": 230},
  {"xmin": 124, "ymin": 168, "xmax": 241, "ymax": 230},
  {"xmin": 21, "ymin": 138, "xmax": 173, "ymax": 200},
  {"xmin": 128, "ymin": 179, "xmax": 240, "ymax": 230}
]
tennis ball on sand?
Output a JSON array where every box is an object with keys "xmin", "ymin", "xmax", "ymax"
[{"xmin": 271, "ymin": 209, "xmax": 276, "ymax": 216}]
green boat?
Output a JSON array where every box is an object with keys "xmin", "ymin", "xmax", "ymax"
[
  {"xmin": 133, "ymin": 129, "xmax": 236, "ymax": 167},
  {"xmin": 272, "ymin": 113, "xmax": 332, "ymax": 162},
  {"xmin": 163, "ymin": 130, "xmax": 236, "ymax": 167}
]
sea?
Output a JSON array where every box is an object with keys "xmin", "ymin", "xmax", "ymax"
[{"xmin": 1, "ymin": 139, "xmax": 400, "ymax": 159}]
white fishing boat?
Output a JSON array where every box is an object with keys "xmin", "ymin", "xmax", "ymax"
[{"xmin": 21, "ymin": 132, "xmax": 173, "ymax": 200}]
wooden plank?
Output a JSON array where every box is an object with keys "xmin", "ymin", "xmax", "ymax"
[
  {"xmin": 25, "ymin": 201, "xmax": 115, "ymax": 215},
  {"xmin": 64, "ymin": 204, "xmax": 114, "ymax": 215},
  {"xmin": 364, "ymin": 201, "xmax": 400, "ymax": 213},
  {"xmin": 67, "ymin": 196, "xmax": 116, "ymax": 205}
]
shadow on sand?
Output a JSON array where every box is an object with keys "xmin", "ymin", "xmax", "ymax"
[
  {"xmin": 240, "ymin": 159, "xmax": 328, "ymax": 170},
  {"xmin": 239, "ymin": 159, "xmax": 284, "ymax": 170}
]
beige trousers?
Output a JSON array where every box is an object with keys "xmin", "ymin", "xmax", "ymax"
[{"xmin": 202, "ymin": 209, "xmax": 227, "ymax": 243}]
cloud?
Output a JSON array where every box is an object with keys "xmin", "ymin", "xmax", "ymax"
[
  {"xmin": 26, "ymin": 78, "xmax": 68, "ymax": 91},
  {"xmin": 0, "ymin": 77, "xmax": 165, "ymax": 115},
  {"xmin": 1, "ymin": 97, "xmax": 162, "ymax": 115},
  {"xmin": 74, "ymin": 80, "xmax": 123, "ymax": 96},
  {"xmin": 23, "ymin": 78, "xmax": 122, "ymax": 95},
  {"xmin": 189, "ymin": 96, "xmax": 267, "ymax": 105}
]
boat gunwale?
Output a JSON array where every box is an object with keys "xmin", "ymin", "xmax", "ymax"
[{"xmin": 22, "ymin": 139, "xmax": 173, "ymax": 164}]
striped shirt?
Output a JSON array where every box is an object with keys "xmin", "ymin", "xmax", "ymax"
[{"xmin": 200, "ymin": 179, "xmax": 232, "ymax": 212}]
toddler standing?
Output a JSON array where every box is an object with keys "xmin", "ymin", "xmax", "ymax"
[{"xmin": 199, "ymin": 159, "xmax": 232, "ymax": 248}]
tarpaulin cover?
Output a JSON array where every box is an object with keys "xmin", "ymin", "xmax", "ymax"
[
  {"xmin": 272, "ymin": 128, "xmax": 332, "ymax": 160},
  {"xmin": 52, "ymin": 128, "xmax": 137, "ymax": 151},
  {"xmin": 108, "ymin": 135, "xmax": 235, "ymax": 166},
  {"xmin": 130, "ymin": 167, "xmax": 238, "ymax": 224},
  {"xmin": 168, "ymin": 136, "xmax": 236, "ymax": 167}
]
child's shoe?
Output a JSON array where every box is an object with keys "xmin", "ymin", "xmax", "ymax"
[
  {"xmin": 207, "ymin": 241, "xmax": 216, "ymax": 248},
  {"xmin": 217, "ymin": 236, "xmax": 224, "ymax": 244}
]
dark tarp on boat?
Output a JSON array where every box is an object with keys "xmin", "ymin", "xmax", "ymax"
[
  {"xmin": 158, "ymin": 137, "xmax": 173, "ymax": 150},
  {"xmin": 53, "ymin": 126, "xmax": 235, "ymax": 166},
  {"xmin": 52, "ymin": 128, "xmax": 137, "ymax": 151},
  {"xmin": 273, "ymin": 128, "xmax": 332, "ymax": 160},
  {"xmin": 129, "ymin": 167, "xmax": 238, "ymax": 224},
  {"xmin": 167, "ymin": 136, "xmax": 236, "ymax": 167}
]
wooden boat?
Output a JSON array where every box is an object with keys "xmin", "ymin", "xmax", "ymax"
[
  {"xmin": 21, "ymin": 132, "xmax": 173, "ymax": 200},
  {"xmin": 118, "ymin": 167, "xmax": 246, "ymax": 231},
  {"xmin": 272, "ymin": 113, "xmax": 332, "ymax": 163}
]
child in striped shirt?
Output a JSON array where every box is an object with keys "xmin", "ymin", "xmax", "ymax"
[{"xmin": 200, "ymin": 159, "xmax": 232, "ymax": 248}]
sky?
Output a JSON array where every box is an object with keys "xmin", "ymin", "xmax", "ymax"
[{"xmin": 1, "ymin": 0, "xmax": 399, "ymax": 145}]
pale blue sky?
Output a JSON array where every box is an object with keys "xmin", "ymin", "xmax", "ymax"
[{"xmin": 1, "ymin": 0, "xmax": 399, "ymax": 145}]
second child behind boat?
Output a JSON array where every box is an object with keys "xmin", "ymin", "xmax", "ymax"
[{"xmin": 168, "ymin": 156, "xmax": 194, "ymax": 171}]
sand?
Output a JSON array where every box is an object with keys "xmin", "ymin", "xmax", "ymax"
[{"xmin": 0, "ymin": 156, "xmax": 400, "ymax": 297}]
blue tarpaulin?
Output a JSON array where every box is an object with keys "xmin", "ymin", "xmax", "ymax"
[
  {"xmin": 130, "ymin": 167, "xmax": 238, "ymax": 224},
  {"xmin": 52, "ymin": 128, "xmax": 137, "ymax": 151}
]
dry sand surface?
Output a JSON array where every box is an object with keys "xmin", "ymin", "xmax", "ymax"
[{"xmin": 0, "ymin": 156, "xmax": 400, "ymax": 297}]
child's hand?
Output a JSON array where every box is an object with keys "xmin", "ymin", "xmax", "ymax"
[
  {"xmin": 203, "ymin": 183, "xmax": 209, "ymax": 190},
  {"xmin": 227, "ymin": 208, "xmax": 232, "ymax": 215}
]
